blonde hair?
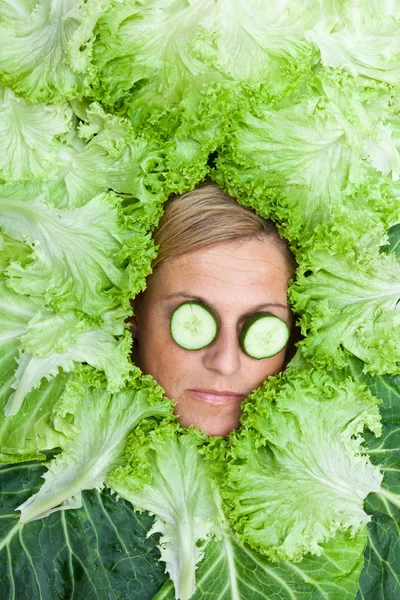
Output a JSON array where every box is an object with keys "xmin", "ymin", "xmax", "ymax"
[{"xmin": 151, "ymin": 183, "xmax": 295, "ymax": 274}]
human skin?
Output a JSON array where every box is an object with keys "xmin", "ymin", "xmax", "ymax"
[{"xmin": 131, "ymin": 237, "xmax": 293, "ymax": 436}]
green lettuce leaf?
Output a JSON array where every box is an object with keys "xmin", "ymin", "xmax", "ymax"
[
  {"xmin": 214, "ymin": 70, "xmax": 400, "ymax": 239},
  {"xmin": 306, "ymin": 7, "xmax": 400, "ymax": 84},
  {"xmin": 93, "ymin": 0, "xmax": 218, "ymax": 108},
  {"xmin": 0, "ymin": 232, "xmax": 31, "ymax": 274},
  {"xmin": 0, "ymin": 84, "xmax": 74, "ymax": 182},
  {"xmin": 0, "ymin": 280, "xmax": 69, "ymax": 460},
  {"xmin": 0, "ymin": 275, "xmax": 133, "ymax": 418},
  {"xmin": 290, "ymin": 211, "xmax": 400, "ymax": 374},
  {"xmin": 93, "ymin": 0, "xmax": 241, "ymax": 172},
  {"xmin": 338, "ymin": 357, "xmax": 400, "ymax": 599},
  {"xmin": 92, "ymin": 0, "xmax": 316, "ymax": 148},
  {"xmin": 210, "ymin": 0, "xmax": 316, "ymax": 86},
  {"xmin": 0, "ymin": 461, "xmax": 169, "ymax": 599},
  {"xmin": 109, "ymin": 422, "xmax": 227, "ymax": 600},
  {"xmin": 93, "ymin": 0, "xmax": 316, "ymax": 104},
  {"xmin": 7, "ymin": 321, "xmax": 132, "ymax": 418},
  {"xmin": 0, "ymin": 375, "xmax": 70, "ymax": 463},
  {"xmin": 220, "ymin": 368, "xmax": 382, "ymax": 562},
  {"xmin": 0, "ymin": 280, "xmax": 39, "ymax": 408},
  {"xmin": 0, "ymin": 461, "xmax": 368, "ymax": 600},
  {"xmin": 57, "ymin": 103, "xmax": 170, "ymax": 211},
  {"xmin": 0, "ymin": 191, "xmax": 157, "ymax": 315},
  {"xmin": 0, "ymin": 100, "xmax": 170, "ymax": 214},
  {"xmin": 155, "ymin": 529, "xmax": 367, "ymax": 600},
  {"xmin": 0, "ymin": 0, "xmax": 108, "ymax": 102},
  {"xmin": 17, "ymin": 370, "xmax": 173, "ymax": 523}
]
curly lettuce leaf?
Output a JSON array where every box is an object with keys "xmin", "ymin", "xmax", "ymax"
[
  {"xmin": 0, "ymin": 101, "xmax": 169, "ymax": 230},
  {"xmin": 6, "ymin": 323, "xmax": 132, "ymax": 418},
  {"xmin": 0, "ymin": 232, "xmax": 31, "ymax": 274},
  {"xmin": 109, "ymin": 423, "xmax": 227, "ymax": 600},
  {"xmin": 0, "ymin": 280, "xmax": 40, "ymax": 407},
  {"xmin": 0, "ymin": 375, "xmax": 71, "ymax": 463},
  {"xmin": 94, "ymin": 0, "xmax": 316, "ymax": 105},
  {"xmin": 0, "ymin": 283, "xmax": 69, "ymax": 458},
  {"xmin": 306, "ymin": 5, "xmax": 400, "ymax": 84},
  {"xmin": 0, "ymin": 192, "xmax": 157, "ymax": 315},
  {"xmin": 0, "ymin": 84, "xmax": 74, "ymax": 182},
  {"xmin": 93, "ymin": 0, "xmax": 241, "ymax": 162},
  {"xmin": 211, "ymin": 0, "xmax": 316, "ymax": 85},
  {"xmin": 0, "ymin": 0, "xmax": 108, "ymax": 102},
  {"xmin": 93, "ymin": 0, "xmax": 316, "ymax": 147},
  {"xmin": 214, "ymin": 70, "xmax": 400, "ymax": 239},
  {"xmin": 220, "ymin": 369, "xmax": 382, "ymax": 562},
  {"xmin": 58, "ymin": 103, "xmax": 169, "ymax": 210},
  {"xmin": 93, "ymin": 0, "xmax": 214, "ymax": 105},
  {"xmin": 290, "ymin": 211, "xmax": 400, "ymax": 374},
  {"xmin": 17, "ymin": 370, "xmax": 173, "ymax": 523},
  {"xmin": 0, "ymin": 275, "xmax": 133, "ymax": 418}
]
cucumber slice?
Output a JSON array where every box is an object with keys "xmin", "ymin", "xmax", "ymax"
[
  {"xmin": 240, "ymin": 313, "xmax": 289, "ymax": 359},
  {"xmin": 170, "ymin": 301, "xmax": 218, "ymax": 350}
]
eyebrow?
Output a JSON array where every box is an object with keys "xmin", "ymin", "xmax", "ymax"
[{"xmin": 163, "ymin": 292, "xmax": 289, "ymax": 319}]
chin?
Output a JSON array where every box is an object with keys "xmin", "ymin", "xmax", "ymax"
[{"xmin": 177, "ymin": 413, "xmax": 241, "ymax": 437}]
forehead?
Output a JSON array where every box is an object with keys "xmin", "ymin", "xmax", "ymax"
[{"xmin": 148, "ymin": 238, "xmax": 290, "ymax": 304}]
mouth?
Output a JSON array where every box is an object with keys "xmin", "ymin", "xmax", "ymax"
[{"xmin": 187, "ymin": 389, "xmax": 246, "ymax": 405}]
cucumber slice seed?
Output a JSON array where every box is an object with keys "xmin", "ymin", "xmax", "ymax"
[
  {"xmin": 170, "ymin": 301, "xmax": 218, "ymax": 350},
  {"xmin": 239, "ymin": 313, "xmax": 290, "ymax": 359}
]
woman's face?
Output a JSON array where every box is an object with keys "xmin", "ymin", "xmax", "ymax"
[{"xmin": 131, "ymin": 237, "xmax": 293, "ymax": 436}]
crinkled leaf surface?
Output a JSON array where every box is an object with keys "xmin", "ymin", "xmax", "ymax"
[
  {"xmin": 213, "ymin": 71, "xmax": 400, "ymax": 239},
  {"xmin": 17, "ymin": 373, "xmax": 173, "ymax": 523},
  {"xmin": 0, "ymin": 193, "xmax": 130, "ymax": 315},
  {"xmin": 93, "ymin": 0, "xmax": 316, "ymax": 151},
  {"xmin": 0, "ymin": 232, "xmax": 31, "ymax": 275},
  {"xmin": 289, "ymin": 211, "xmax": 400, "ymax": 375},
  {"xmin": 0, "ymin": 461, "xmax": 168, "ymax": 599},
  {"xmin": 0, "ymin": 84, "xmax": 73, "ymax": 182},
  {"xmin": 0, "ymin": 275, "xmax": 133, "ymax": 418},
  {"xmin": 220, "ymin": 369, "xmax": 382, "ymax": 562},
  {"xmin": 0, "ymin": 375, "xmax": 70, "ymax": 464},
  {"xmin": 109, "ymin": 424, "xmax": 226, "ymax": 600},
  {"xmin": 58, "ymin": 103, "xmax": 169, "ymax": 210},
  {"xmin": 154, "ymin": 529, "xmax": 367, "ymax": 600},
  {"xmin": 94, "ymin": 0, "xmax": 315, "ymax": 108},
  {"xmin": 0, "ymin": 461, "xmax": 367, "ymax": 600},
  {"xmin": 344, "ymin": 357, "xmax": 400, "ymax": 600},
  {"xmin": 0, "ymin": 280, "xmax": 41, "ymax": 419},
  {"xmin": 306, "ymin": 8, "xmax": 400, "ymax": 84},
  {"xmin": 0, "ymin": 0, "xmax": 107, "ymax": 102}
]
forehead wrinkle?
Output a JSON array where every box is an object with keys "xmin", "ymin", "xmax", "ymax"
[
  {"xmin": 187, "ymin": 253, "xmax": 282, "ymax": 272},
  {"xmin": 180, "ymin": 259, "xmax": 283, "ymax": 280}
]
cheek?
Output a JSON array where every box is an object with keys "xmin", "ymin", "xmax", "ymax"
[
  {"xmin": 138, "ymin": 318, "xmax": 195, "ymax": 392},
  {"xmin": 249, "ymin": 350, "xmax": 286, "ymax": 389}
]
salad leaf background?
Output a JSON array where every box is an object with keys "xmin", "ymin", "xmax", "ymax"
[
  {"xmin": 350, "ymin": 360, "xmax": 400, "ymax": 600},
  {"xmin": 2, "ymin": 333, "xmax": 400, "ymax": 599},
  {"xmin": 0, "ymin": 461, "xmax": 169, "ymax": 600},
  {"xmin": 0, "ymin": 461, "xmax": 366, "ymax": 600}
]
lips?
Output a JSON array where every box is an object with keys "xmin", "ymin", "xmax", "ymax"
[{"xmin": 187, "ymin": 389, "xmax": 246, "ymax": 405}]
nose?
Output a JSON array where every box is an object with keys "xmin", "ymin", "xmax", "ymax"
[{"xmin": 202, "ymin": 324, "xmax": 241, "ymax": 376}]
